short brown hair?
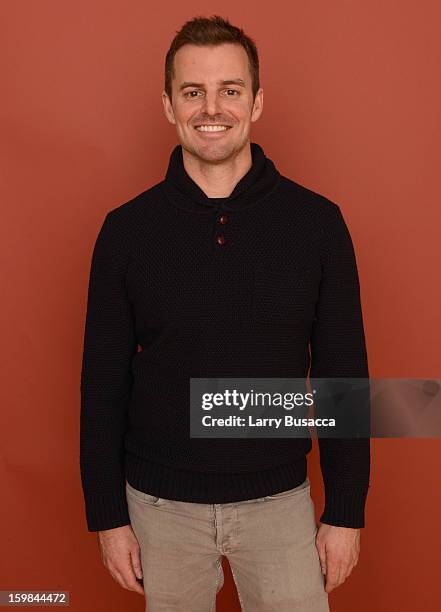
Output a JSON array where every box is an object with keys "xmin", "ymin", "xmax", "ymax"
[{"xmin": 164, "ymin": 15, "xmax": 260, "ymax": 102}]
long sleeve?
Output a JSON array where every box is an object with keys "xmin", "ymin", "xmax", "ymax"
[
  {"xmin": 310, "ymin": 203, "xmax": 371, "ymax": 528},
  {"xmin": 80, "ymin": 211, "xmax": 137, "ymax": 532}
]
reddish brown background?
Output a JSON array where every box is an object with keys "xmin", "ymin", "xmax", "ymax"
[{"xmin": 1, "ymin": 1, "xmax": 440, "ymax": 610}]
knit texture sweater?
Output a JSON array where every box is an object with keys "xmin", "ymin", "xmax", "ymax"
[{"xmin": 80, "ymin": 142, "xmax": 370, "ymax": 532}]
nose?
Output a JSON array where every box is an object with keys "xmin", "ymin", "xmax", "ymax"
[{"xmin": 201, "ymin": 90, "xmax": 222, "ymax": 117}]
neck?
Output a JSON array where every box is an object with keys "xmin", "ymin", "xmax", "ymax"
[{"xmin": 181, "ymin": 143, "xmax": 253, "ymax": 198}]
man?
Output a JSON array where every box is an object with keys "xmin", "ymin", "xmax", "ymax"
[{"xmin": 80, "ymin": 15, "xmax": 370, "ymax": 612}]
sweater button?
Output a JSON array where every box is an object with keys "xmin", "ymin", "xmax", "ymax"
[
  {"xmin": 219, "ymin": 214, "xmax": 229, "ymax": 224},
  {"xmin": 216, "ymin": 234, "xmax": 226, "ymax": 245}
]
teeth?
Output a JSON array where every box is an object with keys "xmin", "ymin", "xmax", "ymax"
[{"xmin": 195, "ymin": 125, "xmax": 229, "ymax": 132}]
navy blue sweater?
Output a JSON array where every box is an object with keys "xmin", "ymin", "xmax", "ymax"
[{"xmin": 80, "ymin": 142, "xmax": 370, "ymax": 532}]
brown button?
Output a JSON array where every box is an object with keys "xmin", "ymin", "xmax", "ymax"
[
  {"xmin": 216, "ymin": 234, "xmax": 226, "ymax": 245},
  {"xmin": 219, "ymin": 214, "xmax": 229, "ymax": 225}
]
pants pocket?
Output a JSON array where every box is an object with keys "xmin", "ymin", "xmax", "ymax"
[
  {"xmin": 126, "ymin": 480, "xmax": 164, "ymax": 506},
  {"xmin": 264, "ymin": 477, "xmax": 310, "ymax": 500}
]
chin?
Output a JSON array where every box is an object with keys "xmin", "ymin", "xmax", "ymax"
[
  {"xmin": 198, "ymin": 147, "xmax": 233, "ymax": 163},
  {"xmin": 186, "ymin": 139, "xmax": 247, "ymax": 164}
]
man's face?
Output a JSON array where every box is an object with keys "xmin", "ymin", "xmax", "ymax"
[{"xmin": 162, "ymin": 43, "xmax": 263, "ymax": 163}]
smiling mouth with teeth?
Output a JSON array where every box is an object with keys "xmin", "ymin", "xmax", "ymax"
[{"xmin": 194, "ymin": 125, "xmax": 232, "ymax": 132}]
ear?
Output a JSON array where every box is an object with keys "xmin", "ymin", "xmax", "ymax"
[
  {"xmin": 162, "ymin": 91, "xmax": 176, "ymax": 125},
  {"xmin": 250, "ymin": 88, "xmax": 264, "ymax": 123}
]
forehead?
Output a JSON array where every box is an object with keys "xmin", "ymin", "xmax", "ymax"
[{"xmin": 173, "ymin": 43, "xmax": 250, "ymax": 84}]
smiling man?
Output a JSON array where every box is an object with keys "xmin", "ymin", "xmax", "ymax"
[
  {"xmin": 80, "ymin": 15, "xmax": 370, "ymax": 612},
  {"xmin": 162, "ymin": 41, "xmax": 263, "ymax": 197}
]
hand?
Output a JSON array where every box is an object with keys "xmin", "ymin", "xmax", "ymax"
[
  {"xmin": 97, "ymin": 525, "xmax": 144, "ymax": 595},
  {"xmin": 315, "ymin": 522, "xmax": 360, "ymax": 593}
]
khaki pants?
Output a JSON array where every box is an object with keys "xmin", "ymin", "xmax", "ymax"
[{"xmin": 126, "ymin": 477, "xmax": 329, "ymax": 611}]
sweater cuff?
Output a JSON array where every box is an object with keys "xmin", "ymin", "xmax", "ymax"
[
  {"xmin": 319, "ymin": 485, "xmax": 369, "ymax": 528},
  {"xmin": 84, "ymin": 491, "xmax": 131, "ymax": 532}
]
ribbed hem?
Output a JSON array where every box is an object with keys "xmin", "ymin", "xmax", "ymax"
[
  {"xmin": 319, "ymin": 485, "xmax": 370, "ymax": 528},
  {"xmin": 125, "ymin": 451, "xmax": 308, "ymax": 504},
  {"xmin": 85, "ymin": 491, "xmax": 131, "ymax": 532}
]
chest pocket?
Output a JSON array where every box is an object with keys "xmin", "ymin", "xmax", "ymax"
[{"xmin": 252, "ymin": 264, "xmax": 318, "ymax": 325}]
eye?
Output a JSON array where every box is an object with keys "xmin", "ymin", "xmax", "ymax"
[
  {"xmin": 224, "ymin": 89, "xmax": 240, "ymax": 96},
  {"xmin": 184, "ymin": 90, "xmax": 202, "ymax": 98}
]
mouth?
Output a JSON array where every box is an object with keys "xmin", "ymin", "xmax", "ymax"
[{"xmin": 194, "ymin": 124, "xmax": 232, "ymax": 133}]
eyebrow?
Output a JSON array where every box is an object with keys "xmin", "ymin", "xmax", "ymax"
[{"xmin": 179, "ymin": 79, "xmax": 246, "ymax": 91}]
